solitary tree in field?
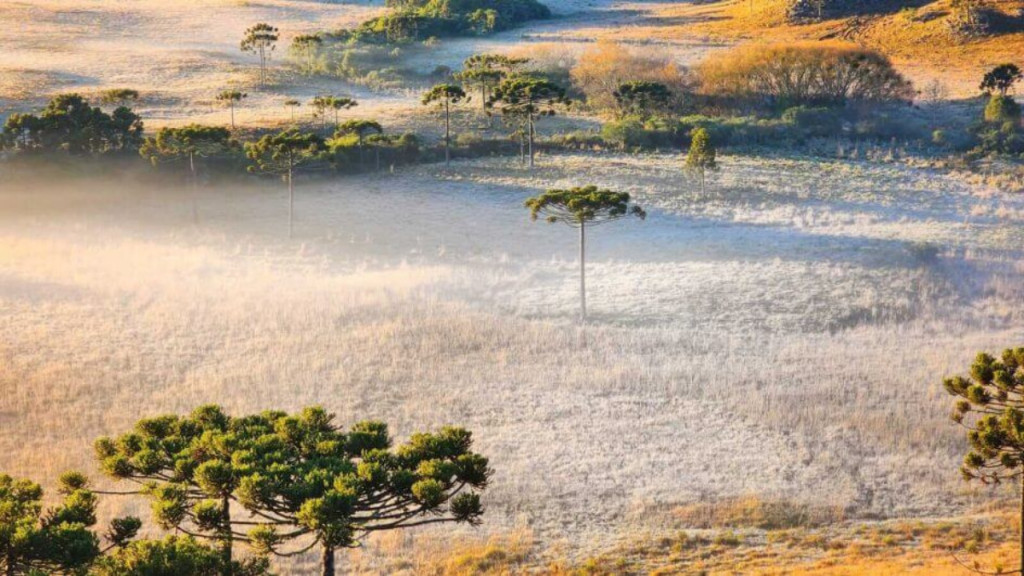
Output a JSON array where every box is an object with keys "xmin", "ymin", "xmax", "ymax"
[
  {"xmin": 810, "ymin": 0, "xmax": 825, "ymax": 19},
  {"xmin": 612, "ymin": 81, "xmax": 672, "ymax": 119},
  {"xmin": 946, "ymin": 348, "xmax": 1024, "ymax": 576},
  {"xmin": 981, "ymin": 64, "xmax": 1023, "ymax": 96},
  {"xmin": 216, "ymin": 90, "xmax": 247, "ymax": 130},
  {"xmin": 422, "ymin": 84, "xmax": 468, "ymax": 166},
  {"xmin": 686, "ymin": 127, "xmax": 717, "ymax": 196},
  {"xmin": 140, "ymin": 124, "xmax": 236, "ymax": 222},
  {"xmin": 99, "ymin": 88, "xmax": 140, "ymax": 108},
  {"xmin": 240, "ymin": 23, "xmax": 279, "ymax": 86},
  {"xmin": 291, "ymin": 34, "xmax": 323, "ymax": 75},
  {"xmin": 0, "ymin": 472, "xmax": 139, "ymax": 575},
  {"xmin": 245, "ymin": 129, "xmax": 327, "ymax": 237},
  {"xmin": 284, "ymin": 99, "xmax": 302, "ymax": 122},
  {"xmin": 525, "ymin": 185, "xmax": 645, "ymax": 321},
  {"xmin": 488, "ymin": 77, "xmax": 570, "ymax": 168}
]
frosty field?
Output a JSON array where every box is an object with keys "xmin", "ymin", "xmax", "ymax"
[{"xmin": 2, "ymin": 152, "xmax": 1023, "ymax": 558}]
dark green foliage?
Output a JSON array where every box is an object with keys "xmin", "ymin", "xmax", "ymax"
[
  {"xmin": 93, "ymin": 536, "xmax": 270, "ymax": 576},
  {"xmin": 979, "ymin": 63, "xmax": 1022, "ymax": 96},
  {"xmin": 334, "ymin": 119, "xmax": 383, "ymax": 146},
  {"xmin": 0, "ymin": 93, "xmax": 143, "ymax": 155},
  {"xmin": 348, "ymin": 0, "xmax": 550, "ymax": 44},
  {"xmin": 456, "ymin": 54, "xmax": 528, "ymax": 116},
  {"xmin": 972, "ymin": 95, "xmax": 1024, "ymax": 156},
  {"xmin": 140, "ymin": 124, "xmax": 238, "ymax": 173},
  {"xmin": 0, "ymin": 473, "xmax": 139, "ymax": 575},
  {"xmin": 612, "ymin": 81, "xmax": 673, "ymax": 119},
  {"xmin": 96, "ymin": 406, "xmax": 491, "ymax": 576},
  {"xmin": 525, "ymin": 185, "xmax": 646, "ymax": 227},
  {"xmin": 946, "ymin": 349, "xmax": 1024, "ymax": 483},
  {"xmin": 245, "ymin": 129, "xmax": 328, "ymax": 176},
  {"xmin": 686, "ymin": 127, "xmax": 717, "ymax": 195}
]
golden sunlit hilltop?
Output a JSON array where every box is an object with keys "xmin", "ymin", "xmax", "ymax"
[{"xmin": 1, "ymin": 0, "xmax": 1024, "ymax": 574}]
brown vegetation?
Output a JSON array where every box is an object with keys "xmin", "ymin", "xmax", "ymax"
[
  {"xmin": 697, "ymin": 42, "xmax": 914, "ymax": 107},
  {"xmin": 570, "ymin": 41, "xmax": 690, "ymax": 112}
]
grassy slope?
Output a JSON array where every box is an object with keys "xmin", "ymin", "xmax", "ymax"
[{"xmin": 566, "ymin": 0, "xmax": 1024, "ymax": 98}]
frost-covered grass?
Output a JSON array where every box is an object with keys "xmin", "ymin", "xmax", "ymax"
[{"xmin": 2, "ymin": 152, "xmax": 1023, "ymax": 560}]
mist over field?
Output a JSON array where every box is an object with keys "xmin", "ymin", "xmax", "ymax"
[{"xmin": 4, "ymin": 0, "xmax": 1024, "ymax": 574}]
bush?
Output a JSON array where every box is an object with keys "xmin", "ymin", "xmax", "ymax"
[
  {"xmin": 571, "ymin": 40, "xmax": 689, "ymax": 112},
  {"xmin": 781, "ymin": 106, "xmax": 844, "ymax": 137},
  {"xmin": 600, "ymin": 116, "xmax": 680, "ymax": 149},
  {"xmin": 983, "ymin": 94, "xmax": 1022, "ymax": 123},
  {"xmin": 698, "ymin": 42, "xmax": 914, "ymax": 110}
]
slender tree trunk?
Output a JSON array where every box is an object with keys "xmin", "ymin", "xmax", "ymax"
[
  {"xmin": 5, "ymin": 551, "xmax": 14, "ymax": 576},
  {"xmin": 321, "ymin": 544, "xmax": 336, "ymax": 576},
  {"xmin": 579, "ymin": 221, "xmax": 586, "ymax": 322},
  {"xmin": 519, "ymin": 126, "xmax": 525, "ymax": 165},
  {"xmin": 528, "ymin": 113, "xmax": 535, "ymax": 168},
  {"xmin": 230, "ymin": 103, "xmax": 235, "ymax": 130},
  {"xmin": 190, "ymin": 151, "xmax": 198, "ymax": 225},
  {"xmin": 221, "ymin": 496, "xmax": 233, "ymax": 576},
  {"xmin": 444, "ymin": 99, "xmax": 451, "ymax": 166},
  {"xmin": 700, "ymin": 167, "xmax": 705, "ymax": 196},
  {"xmin": 288, "ymin": 161, "xmax": 294, "ymax": 239}
]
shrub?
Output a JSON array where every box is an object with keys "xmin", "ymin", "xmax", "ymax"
[
  {"xmin": 351, "ymin": 0, "xmax": 550, "ymax": 44},
  {"xmin": 983, "ymin": 94, "xmax": 1022, "ymax": 123},
  {"xmin": 571, "ymin": 40, "xmax": 689, "ymax": 112},
  {"xmin": 780, "ymin": 105, "xmax": 844, "ymax": 137},
  {"xmin": 698, "ymin": 42, "xmax": 914, "ymax": 110}
]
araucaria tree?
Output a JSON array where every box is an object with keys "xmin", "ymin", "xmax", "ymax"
[
  {"xmin": 240, "ymin": 23, "xmax": 279, "ymax": 86},
  {"xmin": 612, "ymin": 81, "xmax": 672, "ymax": 120},
  {"xmin": 94, "ymin": 406, "xmax": 491, "ymax": 576},
  {"xmin": 99, "ymin": 88, "xmax": 140, "ymax": 108},
  {"xmin": 290, "ymin": 34, "xmax": 323, "ymax": 75},
  {"xmin": 945, "ymin": 348, "xmax": 1024, "ymax": 575},
  {"xmin": 456, "ymin": 54, "xmax": 527, "ymax": 122},
  {"xmin": 422, "ymin": 84, "xmax": 467, "ymax": 166},
  {"xmin": 245, "ymin": 129, "xmax": 327, "ymax": 238},
  {"xmin": 216, "ymin": 90, "xmax": 247, "ymax": 130},
  {"xmin": 525, "ymin": 185, "xmax": 645, "ymax": 321},
  {"xmin": 0, "ymin": 472, "xmax": 140, "ymax": 575},
  {"xmin": 488, "ymin": 77, "xmax": 569, "ymax": 168},
  {"xmin": 981, "ymin": 63, "xmax": 1023, "ymax": 96},
  {"xmin": 140, "ymin": 125, "xmax": 236, "ymax": 223},
  {"xmin": 686, "ymin": 127, "xmax": 717, "ymax": 196}
]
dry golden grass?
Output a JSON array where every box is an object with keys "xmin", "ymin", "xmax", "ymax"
[{"xmin": 570, "ymin": 0, "xmax": 1024, "ymax": 98}]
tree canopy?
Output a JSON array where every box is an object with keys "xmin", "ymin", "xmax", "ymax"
[
  {"xmin": 95, "ymin": 405, "xmax": 491, "ymax": 576},
  {"xmin": 980, "ymin": 63, "xmax": 1023, "ymax": 96},
  {"xmin": 525, "ymin": 185, "xmax": 646, "ymax": 227},
  {"xmin": 0, "ymin": 93, "xmax": 143, "ymax": 155}
]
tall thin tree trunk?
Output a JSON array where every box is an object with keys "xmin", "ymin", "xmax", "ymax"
[
  {"xmin": 287, "ymin": 162, "xmax": 294, "ymax": 239},
  {"xmin": 700, "ymin": 168, "xmax": 705, "ymax": 196},
  {"xmin": 190, "ymin": 151, "xmax": 198, "ymax": 225},
  {"xmin": 221, "ymin": 496, "xmax": 233, "ymax": 576},
  {"xmin": 528, "ymin": 113, "xmax": 535, "ymax": 168},
  {"xmin": 321, "ymin": 544, "xmax": 336, "ymax": 576},
  {"xmin": 230, "ymin": 104, "xmax": 235, "ymax": 130},
  {"xmin": 444, "ymin": 99, "xmax": 451, "ymax": 166},
  {"xmin": 579, "ymin": 221, "xmax": 586, "ymax": 322}
]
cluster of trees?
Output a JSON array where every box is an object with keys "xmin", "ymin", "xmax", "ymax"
[
  {"xmin": 1, "ymin": 406, "xmax": 491, "ymax": 576},
  {"xmin": 0, "ymin": 94, "xmax": 142, "ymax": 155},
  {"xmin": 347, "ymin": 0, "xmax": 551, "ymax": 44},
  {"xmin": 420, "ymin": 53, "xmax": 571, "ymax": 167}
]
